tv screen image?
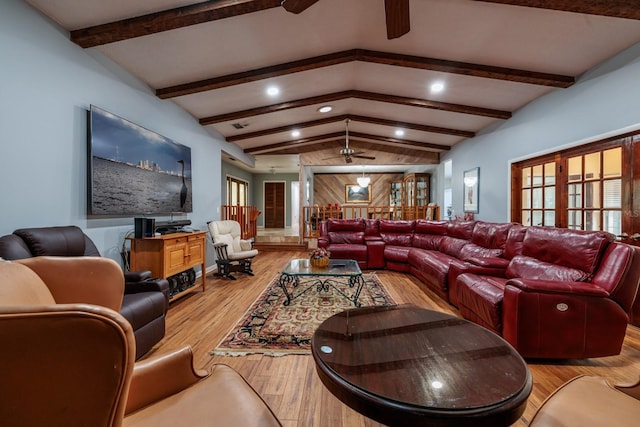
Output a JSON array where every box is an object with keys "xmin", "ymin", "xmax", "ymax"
[{"xmin": 87, "ymin": 105, "xmax": 192, "ymax": 216}]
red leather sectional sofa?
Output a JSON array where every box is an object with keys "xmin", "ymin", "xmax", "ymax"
[{"xmin": 318, "ymin": 218, "xmax": 640, "ymax": 359}]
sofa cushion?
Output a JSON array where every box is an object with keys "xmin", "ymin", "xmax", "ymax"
[
  {"xmin": 504, "ymin": 224, "xmax": 527, "ymax": 260},
  {"xmin": 506, "ymin": 255, "xmax": 590, "ymax": 282},
  {"xmin": 459, "ymin": 243, "xmax": 503, "ymax": 261},
  {"xmin": 14, "ymin": 226, "xmax": 87, "ymax": 257},
  {"xmin": 384, "ymin": 246, "xmax": 411, "ymax": 263},
  {"xmin": 379, "ymin": 220, "xmax": 415, "ymax": 233},
  {"xmin": 471, "ymin": 222, "xmax": 512, "ymax": 250},
  {"xmin": 326, "ymin": 244, "xmax": 367, "ymax": 261},
  {"xmin": 327, "ymin": 231, "xmax": 364, "ymax": 245},
  {"xmin": 326, "ymin": 218, "xmax": 364, "ymax": 232},
  {"xmin": 446, "ymin": 220, "xmax": 476, "ymax": 240},
  {"xmin": 438, "ymin": 236, "xmax": 469, "ymax": 258},
  {"xmin": 414, "ymin": 220, "xmax": 448, "ymax": 235},
  {"xmin": 522, "ymin": 227, "xmax": 613, "ymax": 276},
  {"xmin": 380, "ymin": 233, "xmax": 413, "ymax": 247}
]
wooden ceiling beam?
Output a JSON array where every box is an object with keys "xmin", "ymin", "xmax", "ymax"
[
  {"xmin": 158, "ymin": 49, "xmax": 574, "ymax": 99},
  {"xmin": 348, "ymin": 132, "xmax": 451, "ymax": 152},
  {"xmin": 245, "ymin": 132, "xmax": 345, "ymax": 154},
  {"xmin": 70, "ymin": 0, "xmax": 282, "ymax": 48},
  {"xmin": 226, "ymin": 114, "xmax": 474, "ymax": 142},
  {"xmin": 473, "ymin": 0, "xmax": 640, "ymax": 20},
  {"xmin": 199, "ymin": 90, "xmax": 511, "ymax": 125}
]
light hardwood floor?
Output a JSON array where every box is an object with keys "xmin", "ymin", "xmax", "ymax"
[{"xmin": 146, "ymin": 250, "xmax": 640, "ymax": 427}]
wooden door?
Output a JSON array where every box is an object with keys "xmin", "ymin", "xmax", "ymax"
[{"xmin": 264, "ymin": 182, "xmax": 285, "ymax": 228}]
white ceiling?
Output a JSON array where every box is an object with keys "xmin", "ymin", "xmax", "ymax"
[{"xmin": 25, "ymin": 0, "xmax": 640, "ymax": 174}]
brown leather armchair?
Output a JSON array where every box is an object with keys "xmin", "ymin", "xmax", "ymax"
[
  {"xmin": 529, "ymin": 374, "xmax": 640, "ymax": 426},
  {"xmin": 0, "ymin": 225, "xmax": 168, "ymax": 359},
  {"xmin": 0, "ymin": 256, "xmax": 282, "ymax": 427}
]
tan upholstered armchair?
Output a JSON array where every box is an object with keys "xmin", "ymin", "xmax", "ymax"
[
  {"xmin": 0, "ymin": 257, "xmax": 281, "ymax": 427},
  {"xmin": 207, "ymin": 220, "xmax": 258, "ymax": 280},
  {"xmin": 529, "ymin": 374, "xmax": 640, "ymax": 426}
]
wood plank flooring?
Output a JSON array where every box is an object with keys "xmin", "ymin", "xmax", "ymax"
[{"xmin": 145, "ymin": 250, "xmax": 640, "ymax": 426}]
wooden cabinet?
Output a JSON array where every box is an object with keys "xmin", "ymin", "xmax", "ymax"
[
  {"xmin": 129, "ymin": 231, "xmax": 206, "ymax": 301},
  {"xmin": 402, "ymin": 173, "xmax": 430, "ymax": 219}
]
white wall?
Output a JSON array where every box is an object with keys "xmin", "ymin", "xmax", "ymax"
[
  {"xmin": 0, "ymin": 0, "xmax": 251, "ymax": 269},
  {"xmin": 440, "ymin": 41, "xmax": 640, "ymax": 222}
]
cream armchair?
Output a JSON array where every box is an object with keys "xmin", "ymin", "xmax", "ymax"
[
  {"xmin": 529, "ymin": 374, "xmax": 640, "ymax": 426},
  {"xmin": 0, "ymin": 257, "xmax": 281, "ymax": 427},
  {"xmin": 207, "ymin": 220, "xmax": 258, "ymax": 280}
]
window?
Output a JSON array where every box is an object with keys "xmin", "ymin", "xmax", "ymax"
[
  {"xmin": 226, "ymin": 176, "xmax": 248, "ymax": 206},
  {"xmin": 512, "ymin": 131, "xmax": 639, "ymax": 240}
]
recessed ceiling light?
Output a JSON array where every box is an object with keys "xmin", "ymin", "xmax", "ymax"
[
  {"xmin": 395, "ymin": 129, "xmax": 405, "ymax": 137},
  {"xmin": 318, "ymin": 105, "xmax": 333, "ymax": 113},
  {"xmin": 430, "ymin": 82, "xmax": 445, "ymax": 93},
  {"xmin": 291, "ymin": 130, "xmax": 300, "ymax": 138},
  {"xmin": 266, "ymin": 86, "xmax": 280, "ymax": 96}
]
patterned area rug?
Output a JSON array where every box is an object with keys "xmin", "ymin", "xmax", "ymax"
[{"xmin": 212, "ymin": 272, "xmax": 396, "ymax": 356}]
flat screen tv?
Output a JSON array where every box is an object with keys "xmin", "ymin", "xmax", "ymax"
[{"xmin": 87, "ymin": 105, "xmax": 192, "ymax": 216}]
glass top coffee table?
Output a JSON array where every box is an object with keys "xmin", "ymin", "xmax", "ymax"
[
  {"xmin": 312, "ymin": 304, "xmax": 533, "ymax": 427},
  {"xmin": 278, "ymin": 259, "xmax": 365, "ymax": 307}
]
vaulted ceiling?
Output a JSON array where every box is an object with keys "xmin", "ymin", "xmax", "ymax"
[{"xmin": 25, "ymin": 0, "xmax": 640, "ymax": 173}]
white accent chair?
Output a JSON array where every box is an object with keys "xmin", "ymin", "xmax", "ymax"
[{"xmin": 207, "ymin": 220, "xmax": 258, "ymax": 280}]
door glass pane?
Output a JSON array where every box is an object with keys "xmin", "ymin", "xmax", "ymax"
[
  {"xmin": 568, "ymin": 211, "xmax": 582, "ymax": 229},
  {"xmin": 544, "ymin": 162, "xmax": 556, "ymax": 185},
  {"xmin": 532, "ymin": 188, "xmax": 543, "ymax": 208},
  {"xmin": 532, "ymin": 211, "xmax": 543, "ymax": 227},
  {"xmin": 568, "ymin": 157, "xmax": 582, "ymax": 182},
  {"xmin": 584, "ymin": 181, "xmax": 600, "ymax": 209},
  {"xmin": 522, "ymin": 167, "xmax": 532, "ymax": 188},
  {"xmin": 522, "ymin": 189, "xmax": 531, "ymax": 209},
  {"xmin": 544, "ymin": 211, "xmax": 555, "ymax": 226},
  {"xmin": 522, "ymin": 211, "xmax": 531, "ymax": 226},
  {"xmin": 584, "ymin": 152, "xmax": 601, "ymax": 180},
  {"xmin": 532, "ymin": 165, "xmax": 543, "ymax": 186},
  {"xmin": 603, "ymin": 179, "xmax": 621, "ymax": 208},
  {"xmin": 603, "ymin": 211, "xmax": 622, "ymax": 236},
  {"xmin": 545, "ymin": 186, "xmax": 555, "ymax": 208},
  {"xmin": 568, "ymin": 183, "xmax": 582, "ymax": 208},
  {"xmin": 603, "ymin": 148, "xmax": 622, "ymax": 178},
  {"xmin": 585, "ymin": 210, "xmax": 600, "ymax": 231}
]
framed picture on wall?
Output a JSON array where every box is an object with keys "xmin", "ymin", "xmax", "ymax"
[
  {"xmin": 463, "ymin": 167, "xmax": 479, "ymax": 213},
  {"xmin": 345, "ymin": 184, "xmax": 372, "ymax": 203}
]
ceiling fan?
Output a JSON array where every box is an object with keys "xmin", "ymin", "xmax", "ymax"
[
  {"xmin": 281, "ymin": 0, "xmax": 410, "ymax": 39},
  {"xmin": 324, "ymin": 119, "xmax": 376, "ymax": 164}
]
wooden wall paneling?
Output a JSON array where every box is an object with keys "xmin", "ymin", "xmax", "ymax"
[{"xmin": 313, "ymin": 173, "xmax": 405, "ymax": 207}]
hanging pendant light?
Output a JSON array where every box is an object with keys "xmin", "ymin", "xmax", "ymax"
[{"xmin": 357, "ymin": 169, "xmax": 370, "ymax": 187}]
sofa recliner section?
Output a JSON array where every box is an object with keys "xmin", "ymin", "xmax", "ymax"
[{"xmin": 318, "ymin": 218, "xmax": 640, "ymax": 359}]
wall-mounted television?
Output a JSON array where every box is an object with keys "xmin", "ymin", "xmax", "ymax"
[{"xmin": 87, "ymin": 105, "xmax": 192, "ymax": 216}]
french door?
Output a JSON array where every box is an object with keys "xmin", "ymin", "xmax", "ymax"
[{"xmin": 511, "ymin": 131, "xmax": 640, "ymax": 244}]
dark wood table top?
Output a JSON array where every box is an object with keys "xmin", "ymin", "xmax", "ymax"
[{"xmin": 311, "ymin": 304, "xmax": 532, "ymax": 426}]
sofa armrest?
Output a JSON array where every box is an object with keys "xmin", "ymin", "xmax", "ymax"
[
  {"xmin": 506, "ymin": 278, "xmax": 610, "ymax": 298},
  {"xmin": 16, "ymin": 256, "xmax": 124, "ymax": 312},
  {"xmin": 125, "ymin": 346, "xmax": 209, "ymax": 414},
  {"xmin": 124, "ymin": 270, "xmax": 152, "ymax": 282},
  {"xmin": 317, "ymin": 237, "xmax": 329, "ymax": 249}
]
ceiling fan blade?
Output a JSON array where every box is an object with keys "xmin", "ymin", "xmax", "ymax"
[
  {"xmin": 353, "ymin": 155, "xmax": 376, "ymax": 160},
  {"xmin": 281, "ymin": 0, "xmax": 320, "ymax": 14},
  {"xmin": 384, "ymin": 0, "xmax": 410, "ymax": 39}
]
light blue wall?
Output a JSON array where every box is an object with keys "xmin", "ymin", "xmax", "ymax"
[
  {"xmin": 0, "ymin": 0, "xmax": 252, "ymax": 270},
  {"xmin": 440, "ymin": 41, "xmax": 640, "ymax": 222}
]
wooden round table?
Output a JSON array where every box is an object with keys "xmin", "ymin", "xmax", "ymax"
[{"xmin": 311, "ymin": 304, "xmax": 532, "ymax": 426}]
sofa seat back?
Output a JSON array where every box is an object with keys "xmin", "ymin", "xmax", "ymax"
[
  {"xmin": 438, "ymin": 220, "xmax": 475, "ymax": 258},
  {"xmin": 412, "ymin": 220, "xmax": 447, "ymax": 251},
  {"xmin": 0, "ymin": 226, "xmax": 100, "ymax": 260},
  {"xmin": 516, "ymin": 226, "xmax": 613, "ymax": 279},
  {"xmin": 379, "ymin": 220, "xmax": 415, "ymax": 247}
]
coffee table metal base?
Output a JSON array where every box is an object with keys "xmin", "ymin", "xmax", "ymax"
[{"xmin": 278, "ymin": 274, "xmax": 365, "ymax": 307}]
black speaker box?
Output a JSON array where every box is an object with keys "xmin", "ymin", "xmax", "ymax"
[{"xmin": 134, "ymin": 218, "xmax": 155, "ymax": 238}]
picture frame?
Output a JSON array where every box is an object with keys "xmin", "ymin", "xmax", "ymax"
[
  {"xmin": 345, "ymin": 184, "xmax": 372, "ymax": 203},
  {"xmin": 463, "ymin": 167, "xmax": 479, "ymax": 213}
]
